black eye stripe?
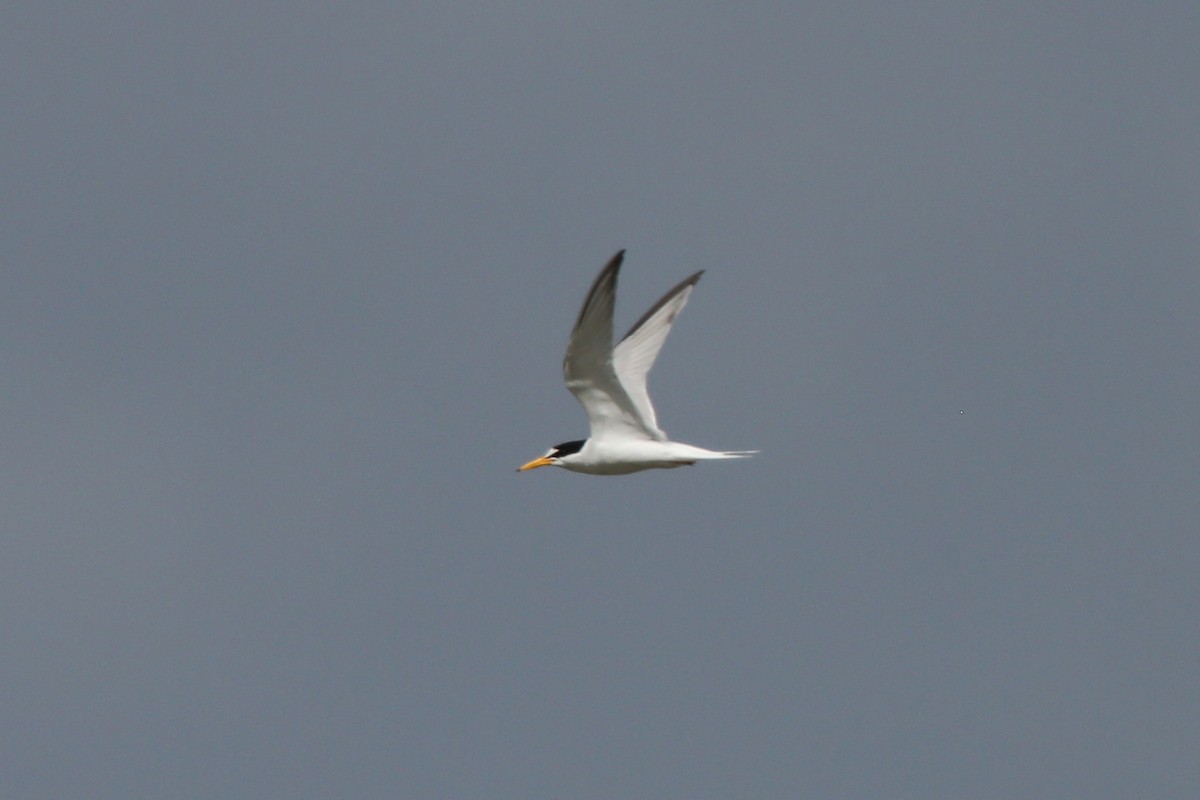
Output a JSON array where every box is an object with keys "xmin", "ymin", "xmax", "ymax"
[{"xmin": 551, "ymin": 439, "xmax": 586, "ymax": 457}]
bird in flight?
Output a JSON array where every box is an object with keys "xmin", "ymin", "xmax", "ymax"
[{"xmin": 519, "ymin": 250, "xmax": 756, "ymax": 475}]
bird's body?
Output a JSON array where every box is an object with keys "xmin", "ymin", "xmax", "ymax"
[{"xmin": 519, "ymin": 250, "xmax": 755, "ymax": 475}]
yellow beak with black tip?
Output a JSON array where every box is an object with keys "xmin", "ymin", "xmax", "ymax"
[{"xmin": 518, "ymin": 455, "xmax": 554, "ymax": 471}]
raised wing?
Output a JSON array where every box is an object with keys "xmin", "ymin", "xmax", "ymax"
[
  {"xmin": 612, "ymin": 270, "xmax": 703, "ymax": 437},
  {"xmin": 562, "ymin": 251, "xmax": 660, "ymax": 441}
]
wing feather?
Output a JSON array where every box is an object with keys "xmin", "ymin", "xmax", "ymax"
[
  {"xmin": 562, "ymin": 252, "xmax": 704, "ymax": 442},
  {"xmin": 612, "ymin": 270, "xmax": 703, "ymax": 437},
  {"xmin": 562, "ymin": 251, "xmax": 658, "ymax": 440}
]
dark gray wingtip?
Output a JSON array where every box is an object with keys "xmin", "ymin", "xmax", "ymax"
[
  {"xmin": 621, "ymin": 268, "xmax": 705, "ymax": 341},
  {"xmin": 604, "ymin": 249, "xmax": 626, "ymax": 276},
  {"xmin": 601, "ymin": 250, "xmax": 625, "ymax": 273},
  {"xmin": 571, "ymin": 250, "xmax": 626, "ymax": 332}
]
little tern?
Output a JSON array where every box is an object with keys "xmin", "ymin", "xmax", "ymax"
[{"xmin": 518, "ymin": 250, "xmax": 756, "ymax": 475}]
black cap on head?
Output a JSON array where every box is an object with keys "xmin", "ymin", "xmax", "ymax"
[{"xmin": 551, "ymin": 439, "xmax": 586, "ymax": 457}]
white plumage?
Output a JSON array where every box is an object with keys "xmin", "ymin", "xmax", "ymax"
[{"xmin": 519, "ymin": 250, "xmax": 756, "ymax": 475}]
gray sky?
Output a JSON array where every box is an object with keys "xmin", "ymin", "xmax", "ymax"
[{"xmin": 3, "ymin": 3, "xmax": 1198, "ymax": 798}]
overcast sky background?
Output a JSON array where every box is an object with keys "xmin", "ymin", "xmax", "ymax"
[{"xmin": 3, "ymin": 3, "xmax": 1198, "ymax": 798}]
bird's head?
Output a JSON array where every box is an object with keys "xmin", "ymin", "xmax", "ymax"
[{"xmin": 517, "ymin": 439, "xmax": 586, "ymax": 472}]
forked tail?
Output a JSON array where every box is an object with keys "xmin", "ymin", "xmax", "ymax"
[{"xmin": 692, "ymin": 448, "xmax": 758, "ymax": 460}]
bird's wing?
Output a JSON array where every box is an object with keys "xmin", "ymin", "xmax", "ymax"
[
  {"xmin": 611, "ymin": 269, "xmax": 703, "ymax": 438},
  {"xmin": 563, "ymin": 251, "xmax": 660, "ymax": 441}
]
